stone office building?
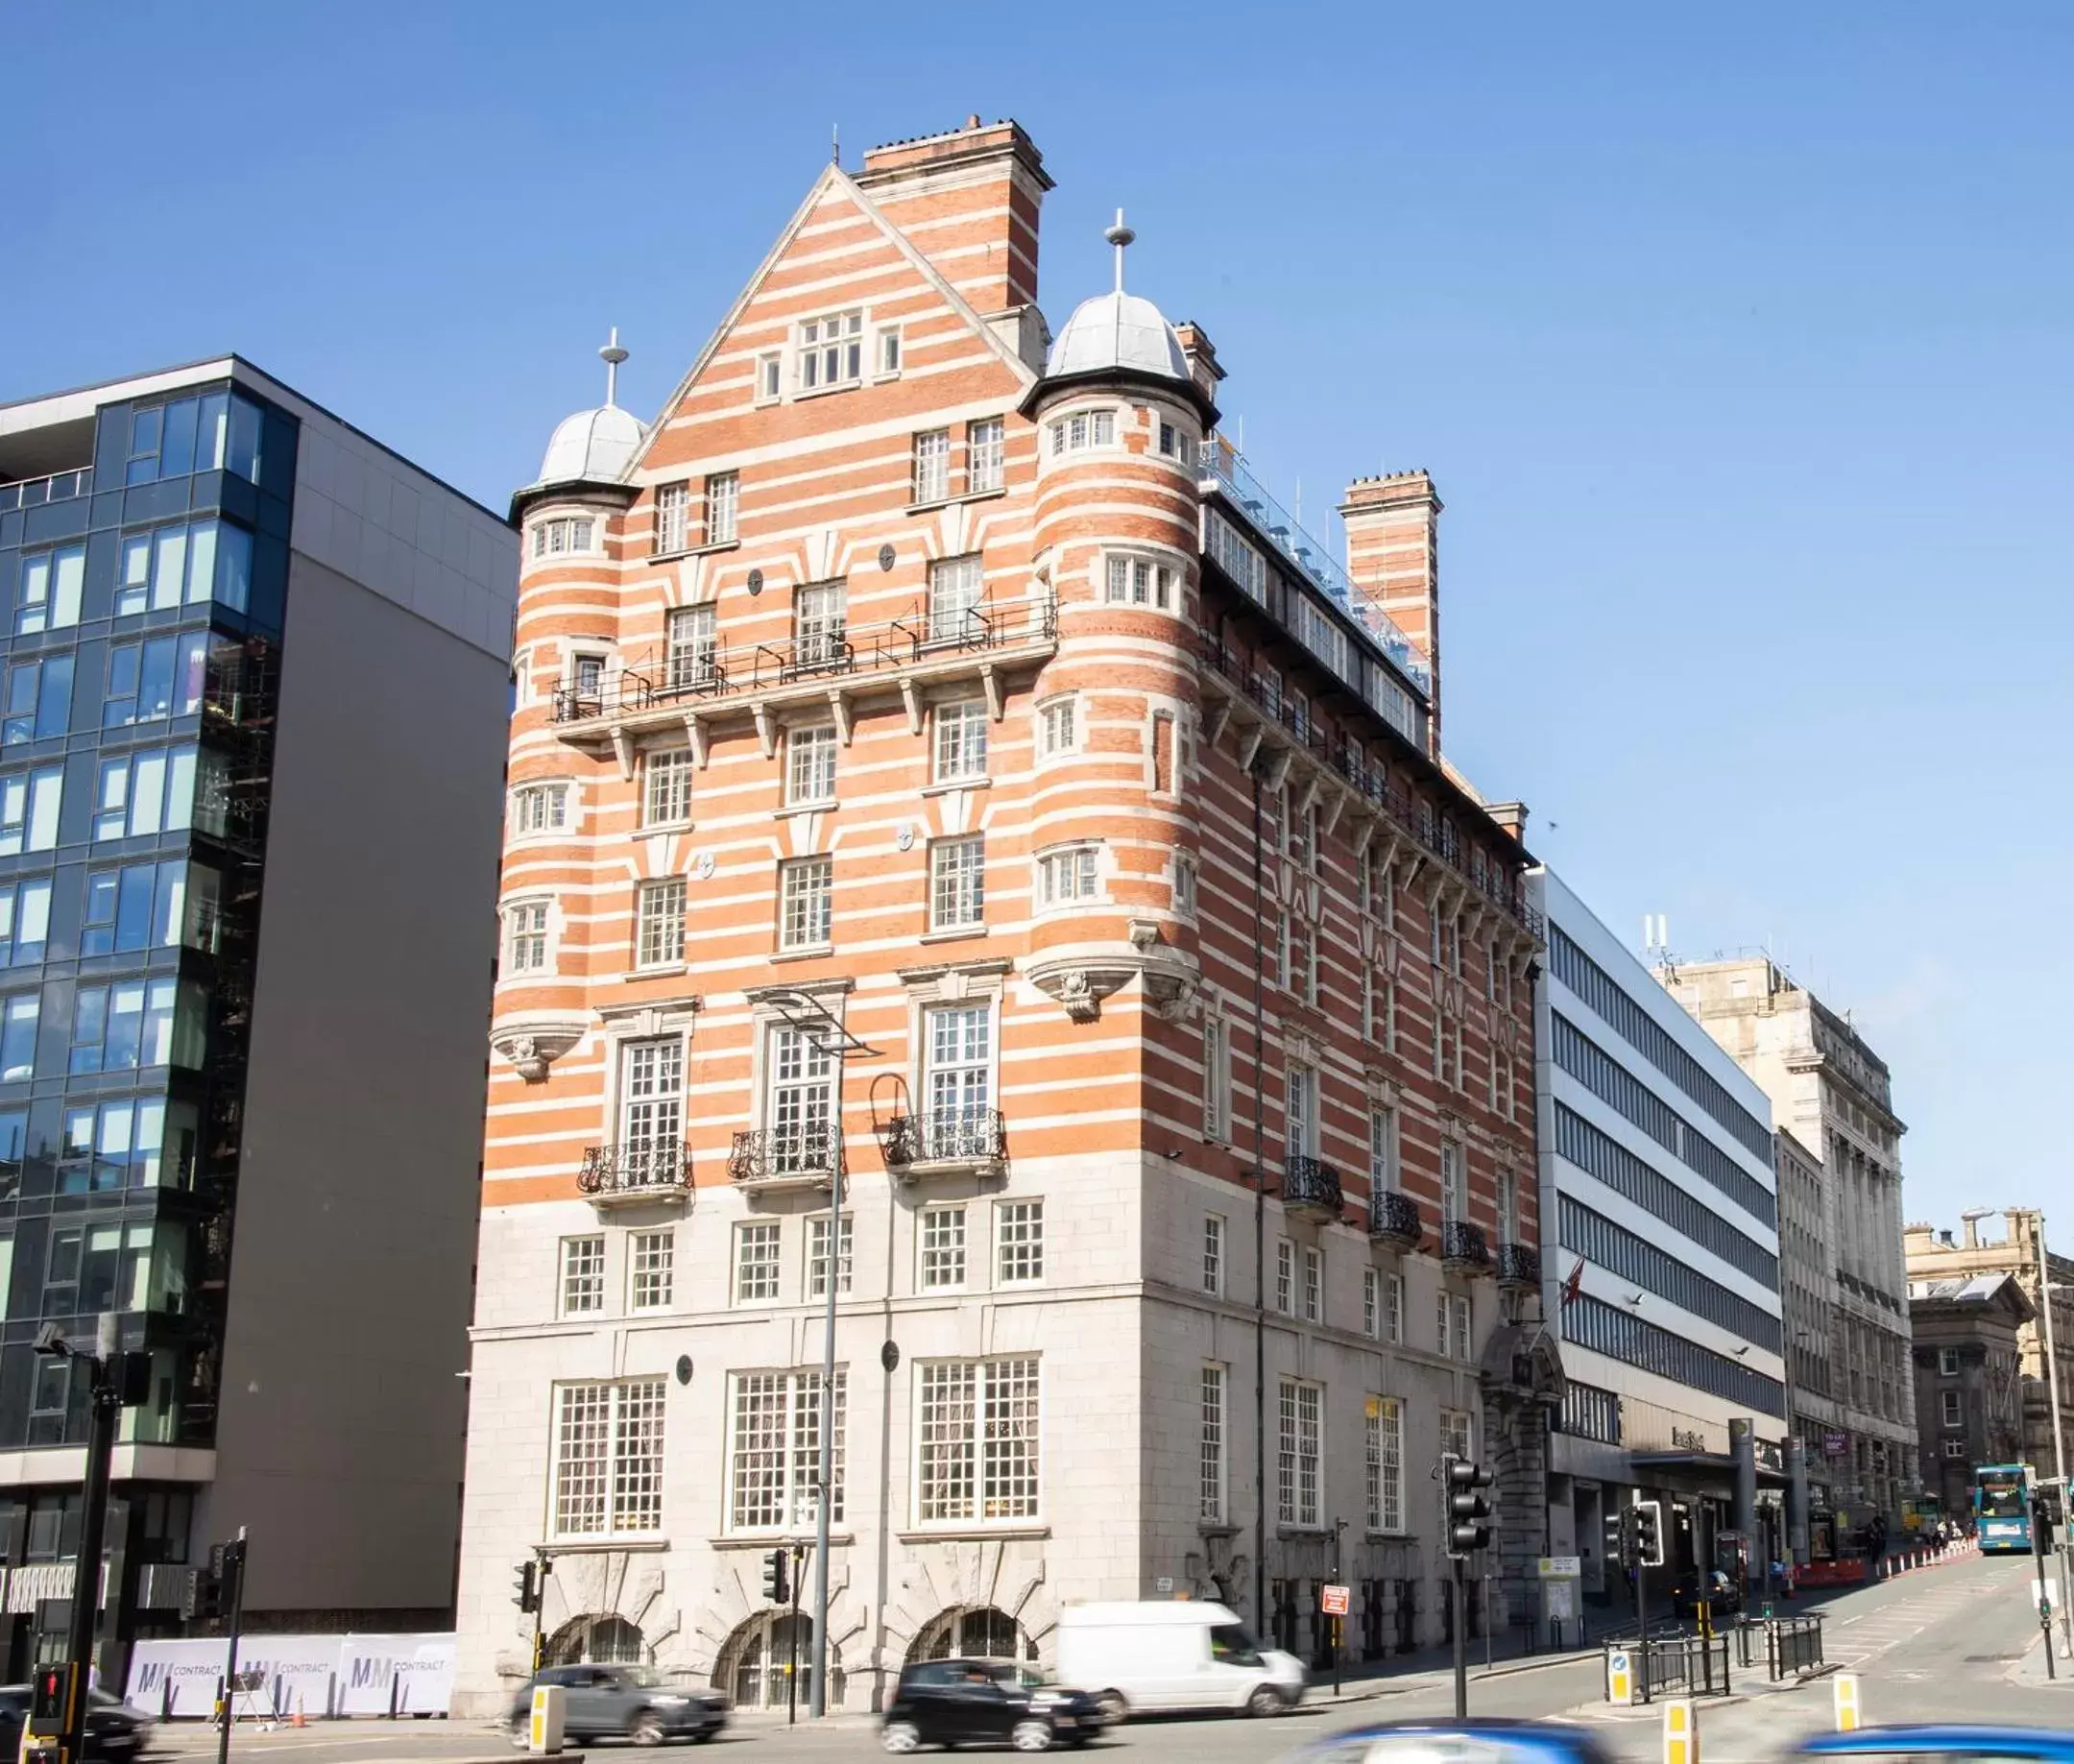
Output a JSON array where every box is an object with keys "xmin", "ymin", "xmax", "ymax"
[
  {"xmin": 1663, "ymin": 958, "xmax": 1917, "ymax": 1528},
  {"xmin": 451, "ymin": 117, "xmax": 1556, "ymax": 1716},
  {"xmin": 1905, "ymin": 1270, "xmax": 2030, "ymax": 1520},
  {"xmin": 0, "ymin": 361, "xmax": 516, "ymax": 1678}
]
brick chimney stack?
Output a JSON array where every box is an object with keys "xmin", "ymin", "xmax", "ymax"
[
  {"xmin": 1340, "ymin": 469, "xmax": 1443, "ymax": 756},
  {"xmin": 856, "ymin": 117, "xmax": 1052, "ymax": 317}
]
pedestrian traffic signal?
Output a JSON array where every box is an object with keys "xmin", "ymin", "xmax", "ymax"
[
  {"xmin": 762, "ymin": 1548, "xmax": 790, "ymax": 1605},
  {"xmin": 515, "ymin": 1561, "xmax": 540, "ymax": 1613},
  {"xmin": 1444, "ymin": 1458, "xmax": 1494, "ymax": 1559},
  {"xmin": 2035, "ymin": 1490, "xmax": 2061, "ymax": 1551},
  {"xmin": 30, "ymin": 1664, "xmax": 75, "ymax": 1728},
  {"xmin": 1633, "ymin": 1499, "xmax": 1666, "ymax": 1567}
]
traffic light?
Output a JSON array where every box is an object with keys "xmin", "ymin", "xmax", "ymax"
[
  {"xmin": 2036, "ymin": 1488, "xmax": 2062, "ymax": 1551},
  {"xmin": 515, "ymin": 1561, "xmax": 540, "ymax": 1613},
  {"xmin": 1633, "ymin": 1499, "xmax": 1666, "ymax": 1567},
  {"xmin": 1604, "ymin": 1506, "xmax": 1633, "ymax": 1568},
  {"xmin": 1444, "ymin": 1459, "xmax": 1494, "ymax": 1559},
  {"xmin": 181, "ymin": 1564, "xmax": 220, "ymax": 1622},
  {"xmin": 762, "ymin": 1548, "xmax": 790, "ymax": 1605},
  {"xmin": 30, "ymin": 1664, "xmax": 75, "ymax": 1729}
]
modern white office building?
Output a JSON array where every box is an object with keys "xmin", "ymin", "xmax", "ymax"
[{"xmin": 1530, "ymin": 872, "xmax": 1787, "ymax": 1604}]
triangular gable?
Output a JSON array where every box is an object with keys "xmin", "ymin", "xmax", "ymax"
[{"xmin": 624, "ymin": 162, "xmax": 1040, "ymax": 481}]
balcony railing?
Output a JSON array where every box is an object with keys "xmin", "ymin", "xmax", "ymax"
[
  {"xmin": 1440, "ymin": 1219, "xmax": 1492, "ymax": 1273},
  {"xmin": 1282, "ymin": 1154, "xmax": 1343, "ymax": 1220},
  {"xmin": 729, "ymin": 1125, "xmax": 841, "ymax": 1187},
  {"xmin": 1196, "ymin": 435, "xmax": 1432, "ymax": 695},
  {"xmin": 1369, "ymin": 1189, "xmax": 1424, "ymax": 1250},
  {"xmin": 881, "ymin": 1107, "xmax": 1007, "ymax": 1172},
  {"xmin": 1194, "ymin": 632, "xmax": 1542, "ymax": 935},
  {"xmin": 549, "ymin": 597, "xmax": 1058, "ymax": 727},
  {"xmin": 577, "ymin": 1142, "xmax": 692, "ymax": 1202},
  {"xmin": 1496, "ymin": 1242, "xmax": 1540, "ymax": 1289},
  {"xmin": 0, "ymin": 467, "xmax": 92, "ymax": 514}
]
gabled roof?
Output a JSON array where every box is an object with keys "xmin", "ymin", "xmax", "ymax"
[{"xmin": 624, "ymin": 162, "xmax": 1042, "ymax": 482}]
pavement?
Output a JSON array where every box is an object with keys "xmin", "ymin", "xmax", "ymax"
[{"xmin": 141, "ymin": 1551, "xmax": 2071, "ymax": 1764}]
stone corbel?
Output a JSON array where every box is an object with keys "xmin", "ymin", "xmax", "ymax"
[
  {"xmin": 1295, "ymin": 771, "xmax": 1322, "ymax": 818},
  {"xmin": 681, "ymin": 713, "xmax": 708, "ymax": 768},
  {"xmin": 1235, "ymin": 723, "xmax": 1266, "ymax": 775},
  {"xmin": 1201, "ymin": 698, "xmax": 1234, "ymax": 750},
  {"xmin": 1264, "ymin": 748, "xmax": 1294, "ymax": 795},
  {"xmin": 1351, "ymin": 818, "xmax": 1376, "ymax": 858},
  {"xmin": 611, "ymin": 729, "xmax": 636, "ymax": 783},
  {"xmin": 491, "ymin": 1020, "xmax": 587, "ymax": 1084},
  {"xmin": 1144, "ymin": 971, "xmax": 1200, "ymax": 1023},
  {"xmin": 981, "ymin": 663, "xmax": 1004, "ymax": 721},
  {"xmin": 828, "ymin": 688, "xmax": 854, "ymax": 746},
  {"xmin": 1029, "ymin": 965, "xmax": 1134, "ymax": 1024},
  {"xmin": 900, "ymin": 679, "xmax": 924, "ymax": 737},
  {"xmin": 751, "ymin": 701, "xmax": 776, "ymax": 760},
  {"xmin": 1320, "ymin": 786, "xmax": 1348, "ymax": 839}
]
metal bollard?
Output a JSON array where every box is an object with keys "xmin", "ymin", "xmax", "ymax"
[
  {"xmin": 1834, "ymin": 1674, "xmax": 1861, "ymax": 1732},
  {"xmin": 1663, "ymin": 1698, "xmax": 1699, "ymax": 1764}
]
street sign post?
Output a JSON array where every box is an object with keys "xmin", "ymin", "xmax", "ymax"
[
  {"xmin": 1537, "ymin": 1556, "xmax": 1581, "ymax": 1579},
  {"xmin": 1320, "ymin": 1584, "xmax": 1350, "ymax": 1615}
]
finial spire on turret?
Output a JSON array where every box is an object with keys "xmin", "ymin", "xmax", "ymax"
[
  {"xmin": 1103, "ymin": 208, "xmax": 1135, "ymax": 293},
  {"xmin": 599, "ymin": 326, "xmax": 629, "ymax": 408}
]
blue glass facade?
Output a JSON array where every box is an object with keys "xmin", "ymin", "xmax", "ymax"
[{"xmin": 0, "ymin": 381, "xmax": 298, "ymax": 1660}]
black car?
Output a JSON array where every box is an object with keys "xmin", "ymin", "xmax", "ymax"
[
  {"xmin": 0, "ymin": 1685, "xmax": 156, "ymax": 1763},
  {"xmin": 881, "ymin": 1658, "xmax": 1101, "ymax": 1753},
  {"xmin": 505, "ymin": 1664, "xmax": 727, "ymax": 1746}
]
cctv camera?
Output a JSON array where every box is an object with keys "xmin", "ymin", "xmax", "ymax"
[{"xmin": 32, "ymin": 1323, "xmax": 67, "ymax": 1357}]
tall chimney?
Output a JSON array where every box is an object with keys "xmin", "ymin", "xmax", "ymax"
[
  {"xmin": 855, "ymin": 117, "xmax": 1052, "ymax": 316},
  {"xmin": 1341, "ymin": 470, "xmax": 1442, "ymax": 756}
]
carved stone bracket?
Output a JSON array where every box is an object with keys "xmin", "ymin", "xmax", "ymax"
[
  {"xmin": 1025, "ymin": 943, "xmax": 1200, "ymax": 1026},
  {"xmin": 491, "ymin": 1020, "xmax": 587, "ymax": 1083}
]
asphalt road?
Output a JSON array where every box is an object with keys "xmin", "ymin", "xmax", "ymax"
[{"xmin": 149, "ymin": 1552, "xmax": 2069, "ymax": 1764}]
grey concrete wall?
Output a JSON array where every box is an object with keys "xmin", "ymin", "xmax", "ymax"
[{"xmin": 206, "ymin": 549, "xmax": 508, "ymax": 1614}]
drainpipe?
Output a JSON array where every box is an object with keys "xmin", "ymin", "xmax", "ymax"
[{"xmin": 1252, "ymin": 762, "xmax": 1269, "ymax": 1637}]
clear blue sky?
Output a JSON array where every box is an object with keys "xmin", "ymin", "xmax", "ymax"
[{"xmin": 5, "ymin": 2, "xmax": 2067, "ymax": 1235}]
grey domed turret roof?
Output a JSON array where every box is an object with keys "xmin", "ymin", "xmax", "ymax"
[
  {"xmin": 1046, "ymin": 289, "xmax": 1189, "ymax": 382},
  {"xmin": 522, "ymin": 328, "xmax": 643, "ymax": 497},
  {"xmin": 534, "ymin": 404, "xmax": 642, "ymax": 489}
]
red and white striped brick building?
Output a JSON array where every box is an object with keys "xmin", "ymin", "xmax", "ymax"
[{"xmin": 453, "ymin": 116, "xmax": 1552, "ymax": 1716}]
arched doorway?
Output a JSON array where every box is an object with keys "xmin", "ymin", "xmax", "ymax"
[
  {"xmin": 714, "ymin": 1612, "xmax": 846, "ymax": 1712},
  {"xmin": 545, "ymin": 1614, "xmax": 645, "ymax": 1666},
  {"xmin": 905, "ymin": 1607, "xmax": 1036, "ymax": 1664}
]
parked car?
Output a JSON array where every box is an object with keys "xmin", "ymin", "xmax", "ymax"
[
  {"xmin": 505, "ymin": 1664, "xmax": 727, "ymax": 1746},
  {"xmin": 0, "ymin": 1685, "xmax": 157, "ymax": 1763},
  {"xmin": 1054, "ymin": 1601, "xmax": 1304, "ymax": 1720},
  {"xmin": 880, "ymin": 1658, "xmax": 1102, "ymax": 1753},
  {"xmin": 1283, "ymin": 1719, "xmax": 1620, "ymax": 1764},
  {"xmin": 1795, "ymin": 1729, "xmax": 2074, "ymax": 1764}
]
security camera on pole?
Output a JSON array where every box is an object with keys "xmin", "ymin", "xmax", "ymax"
[{"xmin": 1441, "ymin": 1455, "xmax": 1495, "ymax": 1719}]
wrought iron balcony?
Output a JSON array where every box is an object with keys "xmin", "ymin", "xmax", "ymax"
[
  {"xmin": 1496, "ymin": 1242, "xmax": 1540, "ymax": 1291},
  {"xmin": 1440, "ymin": 1219, "xmax": 1492, "ymax": 1275},
  {"xmin": 1368, "ymin": 1189, "xmax": 1424, "ymax": 1251},
  {"xmin": 577, "ymin": 1143, "xmax": 692, "ymax": 1206},
  {"xmin": 728, "ymin": 1125, "xmax": 840, "ymax": 1191},
  {"xmin": 881, "ymin": 1108, "xmax": 1007, "ymax": 1176},
  {"xmin": 546, "ymin": 597, "xmax": 1059, "ymax": 732},
  {"xmin": 1282, "ymin": 1155, "xmax": 1343, "ymax": 1222}
]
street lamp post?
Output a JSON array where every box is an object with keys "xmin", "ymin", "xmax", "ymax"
[
  {"xmin": 2038, "ymin": 1244, "xmax": 2070, "ymax": 1649},
  {"xmin": 34, "ymin": 1316, "xmax": 148, "ymax": 1764},
  {"xmin": 767, "ymin": 992, "xmax": 877, "ymax": 1719}
]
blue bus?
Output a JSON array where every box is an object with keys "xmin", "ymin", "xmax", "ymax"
[{"xmin": 1973, "ymin": 1462, "xmax": 2034, "ymax": 1552}]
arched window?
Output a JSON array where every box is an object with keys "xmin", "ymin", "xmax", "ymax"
[
  {"xmin": 906, "ymin": 1606, "xmax": 1035, "ymax": 1664},
  {"xmin": 545, "ymin": 1613, "xmax": 644, "ymax": 1666},
  {"xmin": 715, "ymin": 1611, "xmax": 845, "ymax": 1711}
]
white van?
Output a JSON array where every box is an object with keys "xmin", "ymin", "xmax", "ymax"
[{"xmin": 1054, "ymin": 1602, "xmax": 1304, "ymax": 1720}]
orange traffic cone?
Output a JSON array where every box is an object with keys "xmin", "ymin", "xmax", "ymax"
[{"xmin": 291, "ymin": 1700, "xmax": 306, "ymax": 1730}]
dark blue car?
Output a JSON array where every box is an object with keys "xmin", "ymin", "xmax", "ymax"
[
  {"xmin": 1283, "ymin": 1719, "xmax": 1618, "ymax": 1764},
  {"xmin": 1797, "ymin": 1729, "xmax": 2074, "ymax": 1762}
]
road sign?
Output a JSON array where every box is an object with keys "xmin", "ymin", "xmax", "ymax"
[
  {"xmin": 1547, "ymin": 1580, "xmax": 1577, "ymax": 1622},
  {"xmin": 1833, "ymin": 1674, "xmax": 1861, "ymax": 1732},
  {"xmin": 1607, "ymin": 1648, "xmax": 1633, "ymax": 1704},
  {"xmin": 1537, "ymin": 1556, "xmax": 1581, "ymax": 1578},
  {"xmin": 1663, "ymin": 1698, "xmax": 1698, "ymax": 1764},
  {"xmin": 1320, "ymin": 1583, "xmax": 1351, "ymax": 1616}
]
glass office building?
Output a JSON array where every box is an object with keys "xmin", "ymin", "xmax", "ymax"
[{"xmin": 0, "ymin": 361, "xmax": 517, "ymax": 1679}]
